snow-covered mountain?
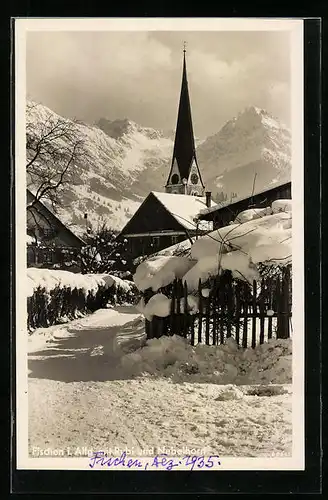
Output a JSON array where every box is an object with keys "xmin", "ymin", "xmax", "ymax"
[
  {"xmin": 197, "ymin": 106, "xmax": 291, "ymax": 202},
  {"xmin": 26, "ymin": 102, "xmax": 291, "ymax": 234},
  {"xmin": 26, "ymin": 101, "xmax": 173, "ymax": 235}
]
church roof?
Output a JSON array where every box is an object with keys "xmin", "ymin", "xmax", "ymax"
[
  {"xmin": 166, "ymin": 49, "xmax": 203, "ymax": 186},
  {"xmin": 152, "ymin": 191, "xmax": 215, "ymax": 230}
]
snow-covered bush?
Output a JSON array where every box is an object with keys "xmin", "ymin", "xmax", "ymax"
[
  {"xmin": 133, "ymin": 199, "xmax": 292, "ymax": 348},
  {"xmin": 134, "ymin": 199, "xmax": 292, "ymax": 295},
  {"xmin": 120, "ymin": 334, "xmax": 292, "ymax": 385},
  {"xmin": 27, "ymin": 268, "xmax": 137, "ymax": 331},
  {"xmin": 133, "ymin": 255, "xmax": 196, "ymax": 292}
]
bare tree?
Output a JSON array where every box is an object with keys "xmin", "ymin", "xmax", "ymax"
[
  {"xmin": 79, "ymin": 222, "xmax": 133, "ymax": 278},
  {"xmin": 26, "ymin": 101, "xmax": 88, "ymax": 214}
]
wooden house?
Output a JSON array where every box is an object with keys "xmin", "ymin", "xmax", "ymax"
[
  {"xmin": 196, "ymin": 181, "xmax": 291, "ymax": 230},
  {"xmin": 26, "ymin": 189, "xmax": 85, "ymax": 270},
  {"xmin": 119, "ymin": 191, "xmax": 214, "ymax": 260},
  {"xmin": 119, "ymin": 47, "xmax": 214, "ymax": 261}
]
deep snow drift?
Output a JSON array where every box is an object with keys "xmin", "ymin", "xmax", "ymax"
[{"xmin": 120, "ymin": 334, "xmax": 292, "ymax": 386}]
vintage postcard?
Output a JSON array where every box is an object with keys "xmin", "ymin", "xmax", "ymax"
[{"xmin": 15, "ymin": 18, "xmax": 304, "ymax": 472}]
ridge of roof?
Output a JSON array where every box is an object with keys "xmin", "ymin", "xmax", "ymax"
[
  {"xmin": 151, "ymin": 191, "xmax": 215, "ymax": 230},
  {"xmin": 197, "ymin": 180, "xmax": 291, "ymax": 218}
]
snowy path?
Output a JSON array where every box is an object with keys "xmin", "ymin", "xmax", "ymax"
[{"xmin": 28, "ymin": 307, "xmax": 292, "ymax": 458}]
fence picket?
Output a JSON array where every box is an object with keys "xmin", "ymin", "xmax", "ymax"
[
  {"xmin": 235, "ymin": 283, "xmax": 241, "ymax": 346},
  {"xmin": 280, "ymin": 267, "xmax": 290, "ymax": 339},
  {"xmin": 259, "ymin": 280, "xmax": 266, "ymax": 344},
  {"xmin": 175, "ymin": 279, "xmax": 182, "ymax": 336},
  {"xmin": 212, "ymin": 281, "xmax": 218, "ymax": 346},
  {"xmin": 226, "ymin": 273, "xmax": 233, "ymax": 338},
  {"xmin": 169, "ymin": 283, "xmax": 176, "ymax": 336},
  {"xmin": 267, "ymin": 277, "xmax": 273, "ymax": 340},
  {"xmin": 197, "ymin": 279, "xmax": 203, "ymax": 344},
  {"xmin": 251, "ymin": 280, "xmax": 257, "ymax": 348},
  {"xmin": 218, "ymin": 278, "xmax": 225, "ymax": 345},
  {"xmin": 242, "ymin": 283, "xmax": 249, "ymax": 348},
  {"xmin": 183, "ymin": 281, "xmax": 189, "ymax": 339},
  {"xmin": 142, "ymin": 267, "xmax": 292, "ymax": 349},
  {"xmin": 205, "ymin": 291, "xmax": 211, "ymax": 345},
  {"xmin": 190, "ymin": 313, "xmax": 195, "ymax": 346},
  {"xmin": 276, "ymin": 275, "xmax": 283, "ymax": 339}
]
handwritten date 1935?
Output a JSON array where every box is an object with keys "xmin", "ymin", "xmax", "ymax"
[
  {"xmin": 89, "ymin": 451, "xmax": 221, "ymax": 471},
  {"xmin": 151, "ymin": 454, "xmax": 221, "ymax": 471}
]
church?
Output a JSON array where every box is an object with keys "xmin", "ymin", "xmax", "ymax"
[{"xmin": 119, "ymin": 48, "xmax": 214, "ymax": 260}]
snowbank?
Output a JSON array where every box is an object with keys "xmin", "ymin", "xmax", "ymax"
[
  {"xmin": 26, "ymin": 234, "xmax": 35, "ymax": 245},
  {"xmin": 146, "ymin": 238, "xmax": 194, "ymax": 259},
  {"xmin": 143, "ymin": 293, "xmax": 171, "ymax": 321},
  {"xmin": 233, "ymin": 207, "xmax": 272, "ymax": 224},
  {"xmin": 186, "ymin": 211, "xmax": 292, "ymax": 286},
  {"xmin": 193, "ymin": 212, "xmax": 291, "ymax": 258},
  {"xmin": 133, "ymin": 255, "xmax": 195, "ymax": 292},
  {"xmin": 120, "ymin": 335, "xmax": 292, "ymax": 385},
  {"xmin": 134, "ymin": 199, "xmax": 292, "ymax": 296},
  {"xmin": 136, "ymin": 294, "xmax": 200, "ymax": 320},
  {"xmin": 272, "ymin": 199, "xmax": 292, "ymax": 214},
  {"xmin": 27, "ymin": 268, "xmax": 134, "ymax": 298}
]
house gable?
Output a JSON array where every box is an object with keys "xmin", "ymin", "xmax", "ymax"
[
  {"xmin": 119, "ymin": 192, "xmax": 187, "ymax": 236},
  {"xmin": 26, "ymin": 190, "xmax": 85, "ymax": 248}
]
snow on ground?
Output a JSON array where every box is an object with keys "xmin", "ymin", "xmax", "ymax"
[
  {"xmin": 28, "ymin": 306, "xmax": 145, "ymax": 355},
  {"xmin": 120, "ymin": 334, "xmax": 292, "ymax": 386},
  {"xmin": 28, "ymin": 307, "xmax": 292, "ymax": 458}
]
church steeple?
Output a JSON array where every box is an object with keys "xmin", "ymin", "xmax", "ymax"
[{"xmin": 165, "ymin": 44, "xmax": 205, "ymax": 196}]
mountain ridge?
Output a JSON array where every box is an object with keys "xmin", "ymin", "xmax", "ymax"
[{"xmin": 26, "ymin": 100, "xmax": 291, "ymax": 235}]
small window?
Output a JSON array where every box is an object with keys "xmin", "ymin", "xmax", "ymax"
[
  {"xmin": 152, "ymin": 236, "xmax": 160, "ymax": 248},
  {"xmin": 190, "ymin": 173, "xmax": 199, "ymax": 185},
  {"xmin": 43, "ymin": 228, "xmax": 56, "ymax": 239},
  {"xmin": 171, "ymin": 173, "xmax": 179, "ymax": 185},
  {"xmin": 42, "ymin": 248, "xmax": 54, "ymax": 264}
]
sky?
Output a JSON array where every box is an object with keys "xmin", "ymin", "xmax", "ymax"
[{"xmin": 26, "ymin": 30, "xmax": 291, "ymax": 138}]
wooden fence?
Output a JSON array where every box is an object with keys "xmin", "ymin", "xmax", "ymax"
[{"xmin": 144, "ymin": 266, "xmax": 292, "ymax": 348}]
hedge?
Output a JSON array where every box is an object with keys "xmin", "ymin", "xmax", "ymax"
[{"xmin": 27, "ymin": 282, "xmax": 137, "ymax": 331}]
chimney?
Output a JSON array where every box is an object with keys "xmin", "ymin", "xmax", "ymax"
[{"xmin": 205, "ymin": 191, "xmax": 211, "ymax": 208}]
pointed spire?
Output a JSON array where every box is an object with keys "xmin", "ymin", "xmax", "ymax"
[
  {"xmin": 173, "ymin": 44, "xmax": 195, "ymax": 179},
  {"xmin": 165, "ymin": 45, "xmax": 204, "ymax": 194}
]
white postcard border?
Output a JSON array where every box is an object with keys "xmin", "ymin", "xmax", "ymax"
[{"xmin": 14, "ymin": 17, "xmax": 304, "ymax": 471}]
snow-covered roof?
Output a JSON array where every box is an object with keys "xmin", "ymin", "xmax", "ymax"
[
  {"xmin": 152, "ymin": 192, "xmax": 215, "ymax": 230},
  {"xmin": 197, "ymin": 180, "xmax": 291, "ymax": 219},
  {"xmin": 27, "ymin": 189, "xmax": 86, "ymax": 245},
  {"xmin": 134, "ymin": 199, "xmax": 292, "ymax": 293}
]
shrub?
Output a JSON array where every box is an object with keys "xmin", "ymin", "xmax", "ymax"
[{"xmin": 27, "ymin": 281, "xmax": 137, "ymax": 331}]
